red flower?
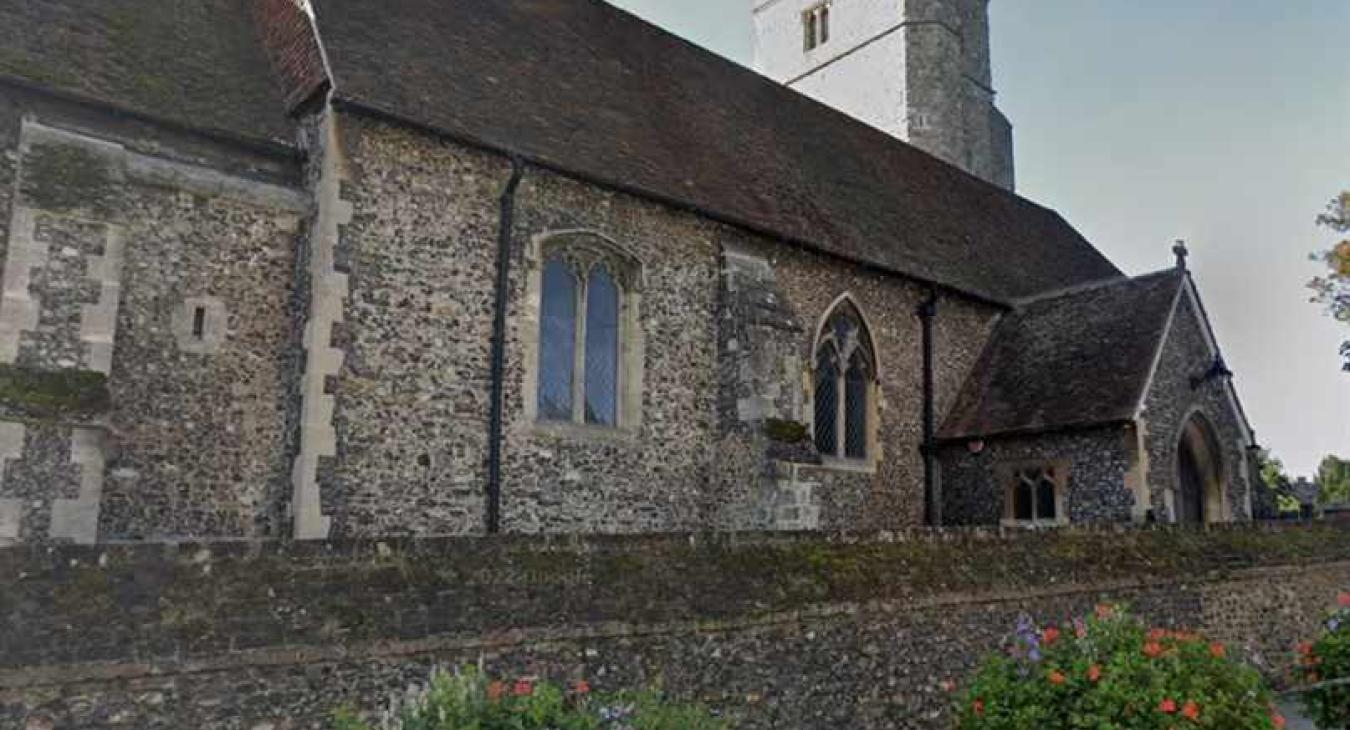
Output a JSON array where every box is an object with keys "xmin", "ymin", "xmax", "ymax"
[
  {"xmin": 1087, "ymin": 664, "xmax": 1102, "ymax": 683},
  {"xmin": 487, "ymin": 681, "xmax": 506, "ymax": 701},
  {"xmin": 573, "ymin": 680, "xmax": 591, "ymax": 695},
  {"xmin": 1271, "ymin": 713, "xmax": 1287, "ymax": 728},
  {"xmin": 1148, "ymin": 628, "xmax": 1168, "ymax": 642},
  {"xmin": 1159, "ymin": 698, "xmax": 1178, "ymax": 714},
  {"xmin": 1048, "ymin": 670, "xmax": 1067, "ymax": 686},
  {"xmin": 1209, "ymin": 642, "xmax": 1226, "ymax": 659},
  {"xmin": 1042, "ymin": 626, "xmax": 1061, "ymax": 646},
  {"xmin": 512, "ymin": 679, "xmax": 534, "ymax": 697},
  {"xmin": 1298, "ymin": 641, "xmax": 1314, "ymax": 656},
  {"xmin": 1339, "ymin": 591, "xmax": 1350, "ymax": 608},
  {"xmin": 1096, "ymin": 604, "xmax": 1115, "ymax": 619},
  {"xmin": 1182, "ymin": 701, "xmax": 1200, "ymax": 721},
  {"xmin": 1144, "ymin": 641, "xmax": 1165, "ymax": 658},
  {"xmin": 972, "ymin": 699, "xmax": 985, "ymax": 716}
]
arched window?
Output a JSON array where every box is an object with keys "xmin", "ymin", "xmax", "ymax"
[
  {"xmin": 813, "ymin": 300, "xmax": 876, "ymax": 461},
  {"xmin": 533, "ymin": 234, "xmax": 640, "ymax": 430},
  {"xmin": 1006, "ymin": 465, "xmax": 1063, "ymax": 526}
]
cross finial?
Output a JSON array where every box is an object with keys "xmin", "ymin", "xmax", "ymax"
[{"xmin": 1172, "ymin": 240, "xmax": 1189, "ymax": 270}]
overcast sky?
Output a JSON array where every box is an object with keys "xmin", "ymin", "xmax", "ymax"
[{"xmin": 608, "ymin": 0, "xmax": 1350, "ymax": 477}]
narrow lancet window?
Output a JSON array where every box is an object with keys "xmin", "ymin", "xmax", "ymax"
[
  {"xmin": 538, "ymin": 256, "xmax": 578, "ymax": 421},
  {"xmin": 584, "ymin": 265, "xmax": 620, "ymax": 426}
]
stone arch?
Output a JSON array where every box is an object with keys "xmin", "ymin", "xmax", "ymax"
[
  {"xmin": 811, "ymin": 293, "xmax": 882, "ymax": 380},
  {"xmin": 1174, "ymin": 410, "xmax": 1227, "ymax": 524}
]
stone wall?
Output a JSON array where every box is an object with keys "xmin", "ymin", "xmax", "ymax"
[
  {"xmin": 316, "ymin": 112, "xmax": 1001, "ymax": 537},
  {"xmin": 939, "ymin": 425, "xmax": 1136, "ymax": 525},
  {"xmin": 720, "ymin": 239, "xmax": 999, "ymax": 531},
  {"xmin": 0, "ymin": 523, "xmax": 1346, "ymax": 729},
  {"xmin": 0, "ymin": 83, "xmax": 306, "ymax": 544},
  {"xmin": 1139, "ymin": 290, "xmax": 1254, "ymax": 522}
]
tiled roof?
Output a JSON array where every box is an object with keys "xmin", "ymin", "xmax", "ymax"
[
  {"xmin": 306, "ymin": 0, "xmax": 1122, "ymax": 303},
  {"xmin": 940, "ymin": 269, "xmax": 1187, "ymax": 440},
  {"xmin": 0, "ymin": 0, "xmax": 295, "ymax": 148}
]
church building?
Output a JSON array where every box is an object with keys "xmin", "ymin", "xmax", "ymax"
[{"xmin": 0, "ymin": 0, "xmax": 1263, "ymax": 544}]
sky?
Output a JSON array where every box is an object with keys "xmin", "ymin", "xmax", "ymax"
[{"xmin": 608, "ymin": 0, "xmax": 1350, "ymax": 477}]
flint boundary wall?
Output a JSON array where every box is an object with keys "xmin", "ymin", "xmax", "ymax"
[{"xmin": 2, "ymin": 522, "xmax": 1348, "ymax": 729}]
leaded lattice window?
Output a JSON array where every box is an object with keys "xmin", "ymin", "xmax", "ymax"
[
  {"xmin": 813, "ymin": 301, "xmax": 875, "ymax": 461},
  {"xmin": 535, "ymin": 241, "xmax": 638, "ymax": 429}
]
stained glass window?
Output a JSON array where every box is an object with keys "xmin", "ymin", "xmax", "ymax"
[
  {"xmin": 538, "ymin": 256, "xmax": 577, "ymax": 421},
  {"xmin": 584, "ymin": 266, "xmax": 619, "ymax": 426}
]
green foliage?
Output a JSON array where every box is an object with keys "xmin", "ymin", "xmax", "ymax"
[
  {"xmin": 1256, "ymin": 449, "xmax": 1301, "ymax": 513},
  {"xmin": 1299, "ymin": 593, "xmax": 1350, "ymax": 729},
  {"xmin": 1316, "ymin": 455, "xmax": 1350, "ymax": 505},
  {"xmin": 332, "ymin": 666, "xmax": 727, "ymax": 730},
  {"xmin": 953, "ymin": 605, "xmax": 1284, "ymax": 729},
  {"xmin": 0, "ymin": 363, "xmax": 110, "ymax": 417},
  {"xmin": 763, "ymin": 418, "xmax": 809, "ymax": 443},
  {"xmin": 1308, "ymin": 192, "xmax": 1350, "ymax": 371}
]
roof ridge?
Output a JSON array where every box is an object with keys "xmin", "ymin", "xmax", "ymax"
[{"xmin": 1010, "ymin": 267, "xmax": 1182, "ymax": 308}]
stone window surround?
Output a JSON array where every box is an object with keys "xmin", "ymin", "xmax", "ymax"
[
  {"xmin": 172, "ymin": 295, "xmax": 228, "ymax": 354},
  {"xmin": 521, "ymin": 230, "xmax": 644, "ymax": 441},
  {"xmin": 997, "ymin": 459, "xmax": 1070, "ymax": 528},
  {"xmin": 807, "ymin": 293, "xmax": 880, "ymax": 474}
]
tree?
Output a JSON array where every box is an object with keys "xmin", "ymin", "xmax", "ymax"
[
  {"xmin": 1256, "ymin": 449, "xmax": 1300, "ymax": 514},
  {"xmin": 1308, "ymin": 192, "xmax": 1350, "ymax": 370},
  {"xmin": 1317, "ymin": 454, "xmax": 1350, "ymax": 505}
]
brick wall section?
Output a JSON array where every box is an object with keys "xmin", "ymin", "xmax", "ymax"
[
  {"xmin": 250, "ymin": 0, "xmax": 329, "ymax": 112},
  {"xmin": 0, "ymin": 523, "xmax": 1346, "ymax": 728}
]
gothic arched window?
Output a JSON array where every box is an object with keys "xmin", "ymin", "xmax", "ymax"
[
  {"xmin": 533, "ymin": 235, "xmax": 640, "ymax": 430},
  {"xmin": 1006, "ymin": 465, "xmax": 1065, "ymax": 526},
  {"xmin": 812, "ymin": 300, "xmax": 876, "ymax": 461}
]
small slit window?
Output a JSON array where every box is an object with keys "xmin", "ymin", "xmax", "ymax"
[{"xmin": 191, "ymin": 306, "xmax": 207, "ymax": 339}]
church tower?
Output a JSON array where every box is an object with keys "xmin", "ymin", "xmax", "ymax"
[{"xmin": 752, "ymin": 0, "xmax": 1014, "ymax": 190}]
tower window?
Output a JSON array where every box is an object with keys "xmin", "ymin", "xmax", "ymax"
[{"xmin": 803, "ymin": 3, "xmax": 830, "ymax": 51}]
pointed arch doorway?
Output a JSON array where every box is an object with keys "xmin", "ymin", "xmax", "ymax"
[{"xmin": 1175, "ymin": 413, "xmax": 1226, "ymax": 524}]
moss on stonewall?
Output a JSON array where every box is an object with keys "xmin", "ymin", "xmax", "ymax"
[
  {"xmin": 20, "ymin": 143, "xmax": 117, "ymax": 214},
  {"xmin": 763, "ymin": 418, "xmax": 809, "ymax": 443},
  {"xmin": 0, "ymin": 364, "xmax": 111, "ymax": 417}
]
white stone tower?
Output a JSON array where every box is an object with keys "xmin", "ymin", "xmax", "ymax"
[{"xmin": 753, "ymin": 0, "xmax": 1014, "ymax": 190}]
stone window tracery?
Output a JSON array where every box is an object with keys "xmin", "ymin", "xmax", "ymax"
[
  {"xmin": 534, "ymin": 237, "xmax": 640, "ymax": 430},
  {"xmin": 813, "ymin": 300, "xmax": 875, "ymax": 462},
  {"xmin": 1004, "ymin": 465, "xmax": 1066, "ymax": 526}
]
